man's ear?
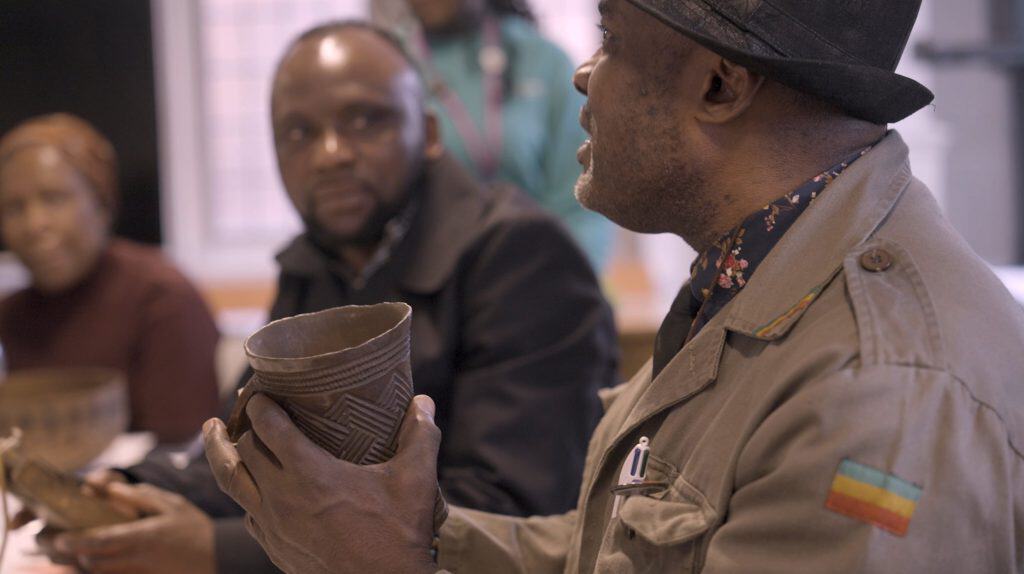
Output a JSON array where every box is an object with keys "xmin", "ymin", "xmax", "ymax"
[
  {"xmin": 423, "ymin": 113, "xmax": 444, "ymax": 161},
  {"xmin": 696, "ymin": 58, "xmax": 764, "ymax": 124}
]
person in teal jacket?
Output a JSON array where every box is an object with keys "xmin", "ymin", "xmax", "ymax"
[{"xmin": 403, "ymin": 0, "xmax": 614, "ymax": 269}]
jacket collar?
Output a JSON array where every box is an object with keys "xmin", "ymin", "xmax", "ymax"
[
  {"xmin": 722, "ymin": 130, "xmax": 914, "ymax": 339},
  {"xmin": 275, "ymin": 154, "xmax": 487, "ymax": 294},
  {"xmin": 395, "ymin": 154, "xmax": 487, "ymax": 292},
  {"xmin": 605, "ymin": 130, "xmax": 915, "ymax": 450}
]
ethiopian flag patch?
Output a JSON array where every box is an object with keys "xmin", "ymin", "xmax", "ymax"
[{"xmin": 825, "ymin": 459, "xmax": 922, "ymax": 536}]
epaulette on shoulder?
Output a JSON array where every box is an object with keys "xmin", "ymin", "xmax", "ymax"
[{"xmin": 842, "ymin": 239, "xmax": 945, "ymax": 369}]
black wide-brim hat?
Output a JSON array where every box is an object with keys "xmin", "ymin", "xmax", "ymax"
[{"xmin": 628, "ymin": 0, "xmax": 935, "ymax": 124}]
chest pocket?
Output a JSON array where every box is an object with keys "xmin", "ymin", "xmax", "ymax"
[
  {"xmin": 597, "ymin": 455, "xmax": 716, "ymax": 574},
  {"xmin": 619, "ymin": 496, "xmax": 709, "ymax": 546}
]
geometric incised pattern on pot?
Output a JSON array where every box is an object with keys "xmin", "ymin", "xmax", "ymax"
[
  {"xmin": 285, "ymin": 370, "xmax": 414, "ymax": 465},
  {"xmin": 254, "ymin": 338, "xmax": 410, "ymax": 396}
]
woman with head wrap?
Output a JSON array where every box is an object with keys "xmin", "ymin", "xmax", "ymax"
[
  {"xmin": 381, "ymin": 0, "xmax": 614, "ymax": 270},
  {"xmin": 0, "ymin": 113, "xmax": 220, "ymax": 444}
]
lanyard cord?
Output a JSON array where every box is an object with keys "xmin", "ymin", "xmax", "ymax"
[{"xmin": 418, "ymin": 16, "xmax": 505, "ymax": 179}]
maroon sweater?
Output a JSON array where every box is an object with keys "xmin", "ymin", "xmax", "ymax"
[{"xmin": 0, "ymin": 239, "xmax": 220, "ymax": 443}]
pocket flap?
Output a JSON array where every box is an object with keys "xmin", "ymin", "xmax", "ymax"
[{"xmin": 619, "ymin": 495, "xmax": 710, "ymax": 546}]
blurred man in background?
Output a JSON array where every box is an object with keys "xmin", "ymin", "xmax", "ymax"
[{"xmin": 46, "ymin": 22, "xmax": 618, "ymax": 574}]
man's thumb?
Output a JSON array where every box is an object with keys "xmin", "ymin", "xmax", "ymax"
[{"xmin": 393, "ymin": 395, "xmax": 441, "ymax": 468}]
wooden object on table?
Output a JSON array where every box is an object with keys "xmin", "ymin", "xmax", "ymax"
[
  {"xmin": 0, "ymin": 368, "xmax": 128, "ymax": 472},
  {"xmin": 1, "ymin": 443, "xmax": 133, "ymax": 531}
]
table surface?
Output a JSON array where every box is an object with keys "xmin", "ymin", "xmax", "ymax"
[{"xmin": 0, "ymin": 433, "xmax": 157, "ymax": 574}]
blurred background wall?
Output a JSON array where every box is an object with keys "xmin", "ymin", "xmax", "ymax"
[
  {"xmin": 2, "ymin": 0, "xmax": 1022, "ymax": 364},
  {"xmin": 0, "ymin": 0, "xmax": 162, "ymax": 245}
]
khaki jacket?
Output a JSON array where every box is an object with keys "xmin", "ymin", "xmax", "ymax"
[{"xmin": 437, "ymin": 131, "xmax": 1024, "ymax": 573}]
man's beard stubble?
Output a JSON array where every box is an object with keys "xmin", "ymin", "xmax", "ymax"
[
  {"xmin": 304, "ymin": 165, "xmax": 426, "ymax": 254},
  {"xmin": 576, "ymin": 146, "xmax": 719, "ymax": 251}
]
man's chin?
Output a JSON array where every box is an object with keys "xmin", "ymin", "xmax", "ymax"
[
  {"xmin": 306, "ymin": 218, "xmax": 365, "ymax": 249},
  {"xmin": 575, "ymin": 178, "xmax": 658, "ymax": 234},
  {"xmin": 575, "ymin": 170, "xmax": 621, "ymax": 222},
  {"xmin": 573, "ymin": 169, "xmax": 597, "ymax": 210}
]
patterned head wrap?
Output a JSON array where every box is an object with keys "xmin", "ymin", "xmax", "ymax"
[{"xmin": 0, "ymin": 113, "xmax": 119, "ymax": 213}]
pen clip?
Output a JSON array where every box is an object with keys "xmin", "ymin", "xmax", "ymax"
[{"xmin": 610, "ymin": 480, "xmax": 668, "ymax": 497}]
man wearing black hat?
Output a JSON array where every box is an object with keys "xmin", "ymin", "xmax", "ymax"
[{"xmin": 205, "ymin": 1, "xmax": 1024, "ymax": 572}]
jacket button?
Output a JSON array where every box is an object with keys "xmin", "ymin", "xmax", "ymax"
[{"xmin": 860, "ymin": 248, "xmax": 894, "ymax": 272}]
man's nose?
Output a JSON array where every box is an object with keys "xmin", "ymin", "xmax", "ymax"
[
  {"xmin": 23, "ymin": 201, "xmax": 52, "ymax": 235},
  {"xmin": 313, "ymin": 129, "xmax": 356, "ymax": 169},
  {"xmin": 573, "ymin": 54, "xmax": 596, "ymax": 96}
]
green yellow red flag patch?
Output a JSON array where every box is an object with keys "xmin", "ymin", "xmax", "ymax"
[{"xmin": 825, "ymin": 459, "xmax": 922, "ymax": 537}]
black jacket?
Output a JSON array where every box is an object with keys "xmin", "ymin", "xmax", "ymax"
[{"xmin": 127, "ymin": 156, "xmax": 619, "ymax": 572}]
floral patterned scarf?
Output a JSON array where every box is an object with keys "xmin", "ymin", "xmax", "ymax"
[{"xmin": 652, "ymin": 147, "xmax": 870, "ymax": 378}]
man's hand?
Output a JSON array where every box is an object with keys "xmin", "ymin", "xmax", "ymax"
[
  {"xmin": 203, "ymin": 393, "xmax": 442, "ymax": 574},
  {"xmin": 82, "ymin": 469, "xmax": 129, "ymax": 490},
  {"xmin": 52, "ymin": 483, "xmax": 215, "ymax": 574}
]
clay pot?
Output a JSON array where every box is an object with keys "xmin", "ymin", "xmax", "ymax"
[
  {"xmin": 0, "ymin": 368, "xmax": 128, "ymax": 471},
  {"xmin": 227, "ymin": 302, "xmax": 447, "ymax": 528}
]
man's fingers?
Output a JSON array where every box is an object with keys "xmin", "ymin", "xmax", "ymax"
[
  {"xmin": 54, "ymin": 521, "xmax": 140, "ymax": 557},
  {"xmin": 245, "ymin": 513, "xmax": 267, "ymax": 547},
  {"xmin": 391, "ymin": 395, "xmax": 442, "ymax": 471},
  {"xmin": 82, "ymin": 469, "xmax": 128, "ymax": 493},
  {"xmin": 81, "ymin": 554, "xmax": 142, "ymax": 574},
  {"xmin": 236, "ymin": 429, "xmax": 283, "ymax": 485},
  {"xmin": 99, "ymin": 482, "xmax": 178, "ymax": 516},
  {"xmin": 203, "ymin": 417, "xmax": 261, "ymax": 512},
  {"xmin": 82, "ymin": 470, "xmax": 136, "ymax": 519},
  {"xmin": 246, "ymin": 393, "xmax": 326, "ymax": 469}
]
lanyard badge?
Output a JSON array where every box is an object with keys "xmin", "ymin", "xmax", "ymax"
[{"xmin": 611, "ymin": 436, "xmax": 650, "ymax": 518}]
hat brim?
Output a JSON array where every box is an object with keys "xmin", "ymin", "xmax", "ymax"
[{"xmin": 630, "ymin": 0, "xmax": 935, "ymax": 124}]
